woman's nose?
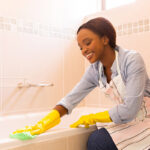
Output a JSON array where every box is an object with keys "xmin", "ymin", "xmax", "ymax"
[{"xmin": 82, "ymin": 47, "xmax": 88, "ymax": 55}]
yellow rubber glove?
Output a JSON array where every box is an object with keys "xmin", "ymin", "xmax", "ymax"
[
  {"xmin": 13, "ymin": 109, "xmax": 60, "ymax": 135},
  {"xmin": 70, "ymin": 111, "xmax": 112, "ymax": 128}
]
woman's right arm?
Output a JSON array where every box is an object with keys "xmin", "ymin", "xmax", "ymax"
[
  {"xmin": 53, "ymin": 105, "xmax": 68, "ymax": 117},
  {"xmin": 56, "ymin": 65, "xmax": 98, "ymax": 115}
]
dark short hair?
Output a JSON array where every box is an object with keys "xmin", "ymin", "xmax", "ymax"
[{"xmin": 77, "ymin": 17, "xmax": 116, "ymax": 49}]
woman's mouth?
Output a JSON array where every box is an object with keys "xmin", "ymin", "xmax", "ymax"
[{"xmin": 86, "ymin": 52, "xmax": 94, "ymax": 60}]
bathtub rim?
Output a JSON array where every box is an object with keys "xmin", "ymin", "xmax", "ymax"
[{"xmin": 0, "ymin": 125, "xmax": 97, "ymax": 150}]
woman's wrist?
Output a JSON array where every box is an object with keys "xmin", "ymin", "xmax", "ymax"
[{"xmin": 53, "ymin": 105, "xmax": 68, "ymax": 117}]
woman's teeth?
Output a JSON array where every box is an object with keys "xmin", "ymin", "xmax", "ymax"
[{"xmin": 86, "ymin": 52, "xmax": 93, "ymax": 59}]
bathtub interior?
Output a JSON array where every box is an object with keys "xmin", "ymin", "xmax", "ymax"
[
  {"xmin": 0, "ymin": 107, "xmax": 108, "ymax": 150},
  {"xmin": 1, "ymin": 107, "xmax": 107, "ymax": 138}
]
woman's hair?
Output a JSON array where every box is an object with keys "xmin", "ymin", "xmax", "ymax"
[{"xmin": 77, "ymin": 17, "xmax": 116, "ymax": 49}]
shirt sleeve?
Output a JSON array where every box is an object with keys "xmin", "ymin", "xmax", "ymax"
[
  {"xmin": 57, "ymin": 66, "xmax": 97, "ymax": 114},
  {"xmin": 109, "ymin": 53, "xmax": 146, "ymax": 124}
]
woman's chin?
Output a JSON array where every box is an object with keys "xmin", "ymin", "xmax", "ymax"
[{"xmin": 88, "ymin": 59, "xmax": 97, "ymax": 64}]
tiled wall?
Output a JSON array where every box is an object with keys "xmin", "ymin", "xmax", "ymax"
[
  {"xmin": 1, "ymin": 0, "xmax": 150, "ymax": 115},
  {"xmin": 116, "ymin": 18, "xmax": 150, "ymax": 37},
  {"xmin": 0, "ymin": 0, "xmax": 100, "ymax": 115},
  {"xmin": 84, "ymin": 0, "xmax": 150, "ymax": 108},
  {"xmin": 0, "ymin": 16, "xmax": 75, "ymax": 40},
  {"xmin": 1, "ymin": 15, "xmax": 149, "ymax": 42}
]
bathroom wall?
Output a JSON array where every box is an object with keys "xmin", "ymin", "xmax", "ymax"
[
  {"xmin": 1, "ymin": 0, "xmax": 150, "ymax": 116},
  {"xmin": 0, "ymin": 0, "xmax": 99, "ymax": 115},
  {"xmin": 84, "ymin": 0, "xmax": 150, "ymax": 108}
]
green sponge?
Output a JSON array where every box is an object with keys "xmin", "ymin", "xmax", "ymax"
[{"xmin": 10, "ymin": 132, "xmax": 36, "ymax": 140}]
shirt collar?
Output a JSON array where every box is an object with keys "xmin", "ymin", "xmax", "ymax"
[{"xmin": 93, "ymin": 45, "xmax": 121, "ymax": 78}]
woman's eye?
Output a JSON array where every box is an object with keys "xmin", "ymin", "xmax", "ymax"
[{"xmin": 86, "ymin": 41, "xmax": 91, "ymax": 46}]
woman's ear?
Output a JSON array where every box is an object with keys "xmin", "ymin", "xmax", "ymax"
[{"xmin": 103, "ymin": 36, "xmax": 109, "ymax": 45}]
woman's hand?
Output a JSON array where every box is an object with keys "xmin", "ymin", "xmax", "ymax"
[
  {"xmin": 12, "ymin": 109, "xmax": 61, "ymax": 136},
  {"xmin": 70, "ymin": 111, "xmax": 112, "ymax": 128}
]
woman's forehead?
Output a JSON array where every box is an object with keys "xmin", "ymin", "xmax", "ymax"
[{"xmin": 77, "ymin": 29, "xmax": 96, "ymax": 40}]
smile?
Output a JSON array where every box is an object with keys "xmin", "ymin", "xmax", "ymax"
[{"xmin": 86, "ymin": 52, "xmax": 94, "ymax": 60}]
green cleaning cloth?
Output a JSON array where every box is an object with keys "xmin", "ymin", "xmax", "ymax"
[{"xmin": 10, "ymin": 132, "xmax": 36, "ymax": 140}]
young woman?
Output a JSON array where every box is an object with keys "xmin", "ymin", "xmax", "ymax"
[{"xmin": 13, "ymin": 17, "xmax": 150, "ymax": 150}]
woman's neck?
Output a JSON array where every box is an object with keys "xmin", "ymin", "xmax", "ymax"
[{"xmin": 100, "ymin": 47, "xmax": 115, "ymax": 69}]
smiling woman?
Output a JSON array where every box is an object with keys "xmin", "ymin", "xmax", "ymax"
[
  {"xmin": 76, "ymin": 17, "xmax": 116, "ymax": 65},
  {"xmin": 57, "ymin": 17, "xmax": 150, "ymax": 150}
]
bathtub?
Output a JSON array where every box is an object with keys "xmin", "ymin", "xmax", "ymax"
[{"xmin": 0, "ymin": 107, "xmax": 107, "ymax": 150}]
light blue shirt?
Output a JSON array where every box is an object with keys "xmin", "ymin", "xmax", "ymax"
[{"xmin": 57, "ymin": 46, "xmax": 150, "ymax": 124}]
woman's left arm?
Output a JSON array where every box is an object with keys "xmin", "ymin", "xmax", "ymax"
[{"xmin": 109, "ymin": 53, "xmax": 146, "ymax": 124}]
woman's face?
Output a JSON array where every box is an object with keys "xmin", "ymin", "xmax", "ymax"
[{"xmin": 77, "ymin": 28, "xmax": 107, "ymax": 63}]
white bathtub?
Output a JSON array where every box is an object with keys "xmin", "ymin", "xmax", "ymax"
[{"xmin": 0, "ymin": 107, "xmax": 107, "ymax": 150}]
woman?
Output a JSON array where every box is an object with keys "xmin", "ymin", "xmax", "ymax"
[{"xmin": 12, "ymin": 17, "xmax": 150, "ymax": 149}]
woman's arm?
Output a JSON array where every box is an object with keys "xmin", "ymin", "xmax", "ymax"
[
  {"xmin": 57, "ymin": 65, "xmax": 98, "ymax": 114},
  {"xmin": 53, "ymin": 105, "xmax": 68, "ymax": 117}
]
